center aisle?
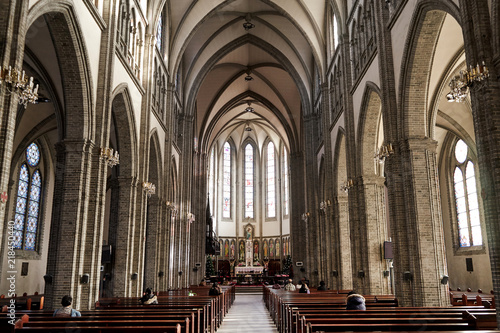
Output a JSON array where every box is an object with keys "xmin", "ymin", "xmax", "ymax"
[{"xmin": 217, "ymin": 294, "xmax": 278, "ymax": 333}]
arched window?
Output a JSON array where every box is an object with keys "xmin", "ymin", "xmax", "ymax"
[
  {"xmin": 244, "ymin": 144, "xmax": 254, "ymax": 218},
  {"xmin": 267, "ymin": 142, "xmax": 276, "ymax": 218},
  {"xmin": 453, "ymin": 139, "xmax": 482, "ymax": 247},
  {"xmin": 222, "ymin": 142, "xmax": 231, "ymax": 218},
  {"xmin": 333, "ymin": 13, "xmax": 339, "ymax": 50},
  {"xmin": 13, "ymin": 143, "xmax": 42, "ymax": 251},
  {"xmin": 156, "ymin": 12, "xmax": 163, "ymax": 52},
  {"xmin": 283, "ymin": 148, "xmax": 289, "ymax": 216},
  {"xmin": 209, "ymin": 147, "xmax": 215, "ymax": 229}
]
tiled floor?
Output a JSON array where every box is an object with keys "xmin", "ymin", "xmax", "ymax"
[{"xmin": 217, "ymin": 294, "xmax": 278, "ymax": 332}]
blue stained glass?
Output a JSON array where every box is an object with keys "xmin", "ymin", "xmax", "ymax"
[
  {"xmin": 20, "ymin": 164, "xmax": 29, "ymax": 181},
  {"xmin": 28, "ymin": 201, "xmax": 39, "ymax": 217},
  {"xmin": 24, "ymin": 232, "xmax": 35, "ymax": 250},
  {"xmin": 32, "ymin": 170, "xmax": 41, "ymax": 186},
  {"xmin": 26, "ymin": 143, "xmax": 40, "ymax": 167},
  {"xmin": 13, "ymin": 230, "xmax": 23, "ymax": 249},
  {"xmin": 27, "ymin": 217, "xmax": 37, "ymax": 232},
  {"xmin": 14, "ymin": 214, "xmax": 24, "ymax": 230},
  {"xmin": 18, "ymin": 180, "xmax": 28, "ymax": 197},
  {"xmin": 16, "ymin": 197, "xmax": 27, "ymax": 214},
  {"xmin": 30, "ymin": 186, "xmax": 40, "ymax": 202}
]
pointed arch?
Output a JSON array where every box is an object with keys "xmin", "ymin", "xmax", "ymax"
[
  {"xmin": 398, "ymin": 0, "xmax": 461, "ymax": 137},
  {"xmin": 110, "ymin": 84, "xmax": 138, "ymax": 178},
  {"xmin": 357, "ymin": 82, "xmax": 382, "ymax": 176},
  {"xmin": 26, "ymin": 0, "xmax": 94, "ymax": 140}
]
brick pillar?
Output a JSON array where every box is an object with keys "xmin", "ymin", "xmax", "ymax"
[
  {"xmin": 336, "ymin": 195, "xmax": 353, "ymax": 290},
  {"xmin": 144, "ymin": 196, "xmax": 160, "ymax": 290},
  {"xmin": 289, "ymin": 151, "xmax": 306, "ymax": 280},
  {"xmin": 388, "ymin": 138, "xmax": 448, "ymax": 306},
  {"xmin": 0, "ymin": 0, "xmax": 28, "ymax": 261},
  {"xmin": 45, "ymin": 140, "xmax": 95, "ymax": 310},
  {"xmin": 361, "ymin": 175, "xmax": 390, "ymax": 294},
  {"xmin": 108, "ymin": 175, "xmax": 139, "ymax": 297},
  {"xmin": 458, "ymin": 0, "xmax": 500, "ymax": 326},
  {"xmin": 303, "ymin": 115, "xmax": 319, "ymax": 283}
]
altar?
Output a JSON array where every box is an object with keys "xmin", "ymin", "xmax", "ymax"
[{"xmin": 235, "ymin": 266, "xmax": 264, "ymax": 275}]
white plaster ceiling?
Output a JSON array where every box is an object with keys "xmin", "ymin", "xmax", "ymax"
[{"xmin": 161, "ymin": 0, "xmax": 334, "ymax": 153}]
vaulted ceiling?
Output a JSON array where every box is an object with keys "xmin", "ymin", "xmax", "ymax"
[{"xmin": 156, "ymin": 0, "xmax": 342, "ymax": 153}]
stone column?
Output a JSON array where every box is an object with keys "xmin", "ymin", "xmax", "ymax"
[
  {"xmin": 44, "ymin": 140, "xmax": 95, "ymax": 310},
  {"xmin": 289, "ymin": 151, "xmax": 306, "ymax": 279},
  {"xmin": 0, "ymin": 0, "xmax": 28, "ymax": 265},
  {"xmin": 360, "ymin": 175, "xmax": 390, "ymax": 294},
  {"xmin": 388, "ymin": 138, "xmax": 448, "ymax": 306},
  {"xmin": 458, "ymin": 0, "xmax": 500, "ymax": 326},
  {"xmin": 335, "ymin": 195, "xmax": 353, "ymax": 290},
  {"xmin": 107, "ymin": 175, "xmax": 139, "ymax": 296}
]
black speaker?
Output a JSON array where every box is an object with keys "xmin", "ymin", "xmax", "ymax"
[
  {"xmin": 158, "ymin": 271, "xmax": 164, "ymax": 278},
  {"xmin": 331, "ymin": 270, "xmax": 338, "ymax": 277},
  {"xmin": 403, "ymin": 271, "xmax": 413, "ymax": 281},
  {"xmin": 466, "ymin": 258, "xmax": 473, "ymax": 272},
  {"xmin": 131, "ymin": 273, "xmax": 138, "ymax": 280},
  {"xmin": 358, "ymin": 270, "xmax": 365, "ymax": 278},
  {"xmin": 383, "ymin": 241, "xmax": 393, "ymax": 259},
  {"xmin": 80, "ymin": 274, "xmax": 89, "ymax": 284},
  {"xmin": 102, "ymin": 245, "xmax": 112, "ymax": 264},
  {"xmin": 43, "ymin": 274, "xmax": 53, "ymax": 284}
]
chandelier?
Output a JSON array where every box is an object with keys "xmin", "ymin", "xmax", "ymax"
[
  {"xmin": 374, "ymin": 143, "xmax": 394, "ymax": 164},
  {"xmin": 0, "ymin": 65, "xmax": 39, "ymax": 108},
  {"xmin": 142, "ymin": 182, "xmax": 156, "ymax": 197},
  {"xmin": 447, "ymin": 62, "xmax": 489, "ymax": 102},
  {"xmin": 340, "ymin": 179, "xmax": 354, "ymax": 193},
  {"xmin": 100, "ymin": 147, "xmax": 119, "ymax": 167}
]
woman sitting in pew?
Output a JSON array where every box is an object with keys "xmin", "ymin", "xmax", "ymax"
[
  {"xmin": 209, "ymin": 282, "xmax": 222, "ymax": 296},
  {"xmin": 53, "ymin": 295, "xmax": 81, "ymax": 317},
  {"xmin": 346, "ymin": 293, "xmax": 366, "ymax": 310},
  {"xmin": 139, "ymin": 288, "xmax": 158, "ymax": 305}
]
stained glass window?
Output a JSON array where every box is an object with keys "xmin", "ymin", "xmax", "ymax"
[
  {"xmin": 333, "ymin": 14, "xmax": 339, "ymax": 49},
  {"xmin": 283, "ymin": 148, "xmax": 289, "ymax": 216},
  {"xmin": 209, "ymin": 148, "xmax": 215, "ymax": 231},
  {"xmin": 223, "ymin": 142, "xmax": 231, "ymax": 218},
  {"xmin": 267, "ymin": 142, "xmax": 276, "ymax": 218},
  {"xmin": 156, "ymin": 12, "xmax": 163, "ymax": 51},
  {"xmin": 26, "ymin": 143, "xmax": 40, "ymax": 167},
  {"xmin": 14, "ymin": 143, "xmax": 42, "ymax": 251},
  {"xmin": 453, "ymin": 140, "xmax": 482, "ymax": 247},
  {"xmin": 245, "ymin": 144, "xmax": 254, "ymax": 218}
]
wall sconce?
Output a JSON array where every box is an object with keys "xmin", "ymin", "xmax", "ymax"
[
  {"xmin": 166, "ymin": 201, "xmax": 178, "ymax": 217},
  {"xmin": 131, "ymin": 272, "xmax": 138, "ymax": 280},
  {"xmin": 0, "ymin": 65, "xmax": 39, "ymax": 108},
  {"xmin": 340, "ymin": 179, "xmax": 354, "ymax": 193},
  {"xmin": 142, "ymin": 182, "xmax": 156, "ymax": 197},
  {"xmin": 319, "ymin": 200, "xmax": 331, "ymax": 214},
  {"xmin": 100, "ymin": 147, "xmax": 119, "ymax": 167},
  {"xmin": 187, "ymin": 212, "xmax": 195, "ymax": 223},
  {"xmin": 374, "ymin": 143, "xmax": 394, "ymax": 164},
  {"xmin": 301, "ymin": 212, "xmax": 310, "ymax": 223}
]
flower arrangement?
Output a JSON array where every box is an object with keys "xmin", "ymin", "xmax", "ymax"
[
  {"xmin": 253, "ymin": 261, "xmax": 261, "ymax": 266},
  {"xmin": 237, "ymin": 262, "xmax": 245, "ymax": 267}
]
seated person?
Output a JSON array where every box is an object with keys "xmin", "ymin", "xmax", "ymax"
[
  {"xmin": 199, "ymin": 279, "xmax": 207, "ymax": 286},
  {"xmin": 209, "ymin": 282, "xmax": 222, "ymax": 296},
  {"xmin": 53, "ymin": 295, "xmax": 81, "ymax": 317},
  {"xmin": 284, "ymin": 279, "xmax": 296, "ymax": 291},
  {"xmin": 139, "ymin": 288, "xmax": 158, "ymax": 304},
  {"xmin": 299, "ymin": 283, "xmax": 310, "ymax": 294},
  {"xmin": 346, "ymin": 293, "xmax": 366, "ymax": 310},
  {"xmin": 317, "ymin": 280, "xmax": 327, "ymax": 291}
]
